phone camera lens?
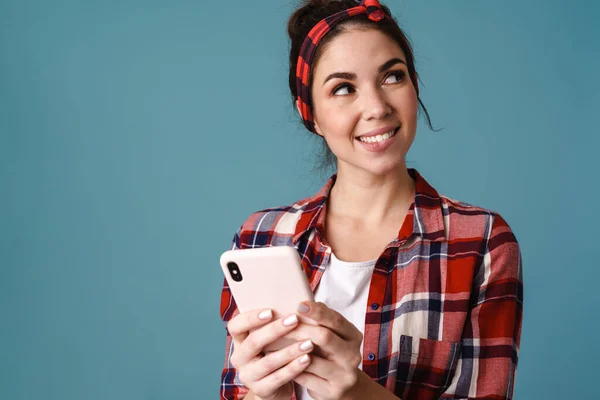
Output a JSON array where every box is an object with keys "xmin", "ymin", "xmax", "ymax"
[{"xmin": 227, "ymin": 262, "xmax": 243, "ymax": 282}]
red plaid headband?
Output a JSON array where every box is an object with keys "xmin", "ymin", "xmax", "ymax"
[{"xmin": 295, "ymin": 0, "xmax": 390, "ymax": 134}]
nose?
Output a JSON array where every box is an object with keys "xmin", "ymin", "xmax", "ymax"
[{"xmin": 361, "ymin": 87, "xmax": 392, "ymax": 121}]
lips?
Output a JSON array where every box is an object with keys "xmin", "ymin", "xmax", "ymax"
[
  {"xmin": 355, "ymin": 126, "xmax": 399, "ymax": 153},
  {"xmin": 356, "ymin": 125, "xmax": 400, "ymax": 139},
  {"xmin": 356, "ymin": 127, "xmax": 399, "ymax": 143}
]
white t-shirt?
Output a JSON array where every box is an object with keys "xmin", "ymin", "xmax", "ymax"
[{"xmin": 295, "ymin": 252, "xmax": 377, "ymax": 400}]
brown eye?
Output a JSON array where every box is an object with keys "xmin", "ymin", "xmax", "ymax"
[
  {"xmin": 384, "ymin": 70, "xmax": 406, "ymax": 84},
  {"xmin": 332, "ymin": 84, "xmax": 355, "ymax": 96}
]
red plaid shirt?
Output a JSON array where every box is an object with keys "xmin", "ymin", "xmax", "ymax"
[{"xmin": 220, "ymin": 169, "xmax": 523, "ymax": 400}]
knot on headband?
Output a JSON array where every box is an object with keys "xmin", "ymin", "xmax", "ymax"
[
  {"xmin": 295, "ymin": 0, "xmax": 390, "ymax": 134},
  {"xmin": 363, "ymin": 0, "xmax": 386, "ymax": 22}
]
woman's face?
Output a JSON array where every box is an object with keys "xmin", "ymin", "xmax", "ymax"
[{"xmin": 307, "ymin": 27, "xmax": 418, "ymax": 177}]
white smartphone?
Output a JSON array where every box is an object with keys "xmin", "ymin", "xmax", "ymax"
[{"xmin": 220, "ymin": 246, "xmax": 316, "ymax": 352}]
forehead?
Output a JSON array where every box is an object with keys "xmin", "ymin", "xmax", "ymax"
[{"xmin": 314, "ymin": 28, "xmax": 406, "ymax": 76}]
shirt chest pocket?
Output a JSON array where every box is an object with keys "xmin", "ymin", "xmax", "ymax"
[{"xmin": 395, "ymin": 335, "xmax": 462, "ymax": 400}]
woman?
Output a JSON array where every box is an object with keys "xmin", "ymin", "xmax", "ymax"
[{"xmin": 220, "ymin": 1, "xmax": 523, "ymax": 399}]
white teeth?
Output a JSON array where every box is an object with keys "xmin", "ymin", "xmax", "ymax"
[{"xmin": 358, "ymin": 129, "xmax": 396, "ymax": 143}]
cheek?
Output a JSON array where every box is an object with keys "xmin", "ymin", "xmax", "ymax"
[
  {"xmin": 316, "ymin": 103, "xmax": 357, "ymax": 139},
  {"xmin": 398, "ymin": 89, "xmax": 419, "ymax": 120}
]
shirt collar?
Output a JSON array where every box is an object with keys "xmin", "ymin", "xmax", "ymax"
[{"xmin": 292, "ymin": 168, "xmax": 447, "ymax": 245}]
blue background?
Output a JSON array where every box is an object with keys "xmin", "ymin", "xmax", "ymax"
[{"xmin": 1, "ymin": 0, "xmax": 598, "ymax": 398}]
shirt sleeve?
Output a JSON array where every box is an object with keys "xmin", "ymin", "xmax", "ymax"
[
  {"xmin": 440, "ymin": 214, "xmax": 524, "ymax": 400},
  {"xmin": 219, "ymin": 227, "xmax": 250, "ymax": 400}
]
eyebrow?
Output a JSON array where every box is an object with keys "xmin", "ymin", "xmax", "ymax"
[{"xmin": 322, "ymin": 57, "xmax": 407, "ymax": 86}]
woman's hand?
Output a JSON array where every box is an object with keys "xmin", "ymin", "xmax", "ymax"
[
  {"xmin": 285, "ymin": 302, "xmax": 364, "ymax": 400},
  {"xmin": 227, "ymin": 308, "xmax": 314, "ymax": 400}
]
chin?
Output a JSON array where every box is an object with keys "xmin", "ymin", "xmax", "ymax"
[
  {"xmin": 335, "ymin": 139, "xmax": 411, "ymax": 176},
  {"xmin": 357, "ymin": 157, "xmax": 406, "ymax": 177}
]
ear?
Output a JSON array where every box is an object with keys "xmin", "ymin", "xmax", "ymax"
[
  {"xmin": 296, "ymin": 99, "xmax": 324, "ymax": 137},
  {"xmin": 313, "ymin": 120, "xmax": 323, "ymax": 137}
]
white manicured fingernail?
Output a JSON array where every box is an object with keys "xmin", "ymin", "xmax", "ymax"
[
  {"xmin": 299, "ymin": 340, "xmax": 313, "ymax": 351},
  {"xmin": 298, "ymin": 354, "xmax": 310, "ymax": 364},
  {"xmin": 283, "ymin": 314, "xmax": 298, "ymax": 326},
  {"xmin": 258, "ymin": 310, "xmax": 272, "ymax": 320}
]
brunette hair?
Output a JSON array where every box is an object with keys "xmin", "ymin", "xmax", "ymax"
[{"xmin": 287, "ymin": 0, "xmax": 438, "ymax": 172}]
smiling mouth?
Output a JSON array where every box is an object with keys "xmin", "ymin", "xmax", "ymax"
[{"xmin": 356, "ymin": 127, "xmax": 399, "ymax": 143}]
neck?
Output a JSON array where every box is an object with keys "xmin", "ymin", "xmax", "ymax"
[{"xmin": 327, "ymin": 163, "xmax": 416, "ymax": 225}]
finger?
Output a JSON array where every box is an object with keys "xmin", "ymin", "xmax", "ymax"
[
  {"xmin": 303, "ymin": 354, "xmax": 342, "ymax": 380},
  {"xmin": 235, "ymin": 314, "xmax": 301, "ymax": 362},
  {"xmin": 283, "ymin": 323, "xmax": 348, "ymax": 359},
  {"xmin": 227, "ymin": 308, "xmax": 274, "ymax": 343},
  {"xmin": 297, "ymin": 301, "xmax": 362, "ymax": 342},
  {"xmin": 244, "ymin": 339, "xmax": 315, "ymax": 382},
  {"xmin": 296, "ymin": 356, "xmax": 359, "ymax": 398},
  {"xmin": 253, "ymin": 353, "xmax": 312, "ymax": 396},
  {"xmin": 293, "ymin": 369, "xmax": 329, "ymax": 396}
]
